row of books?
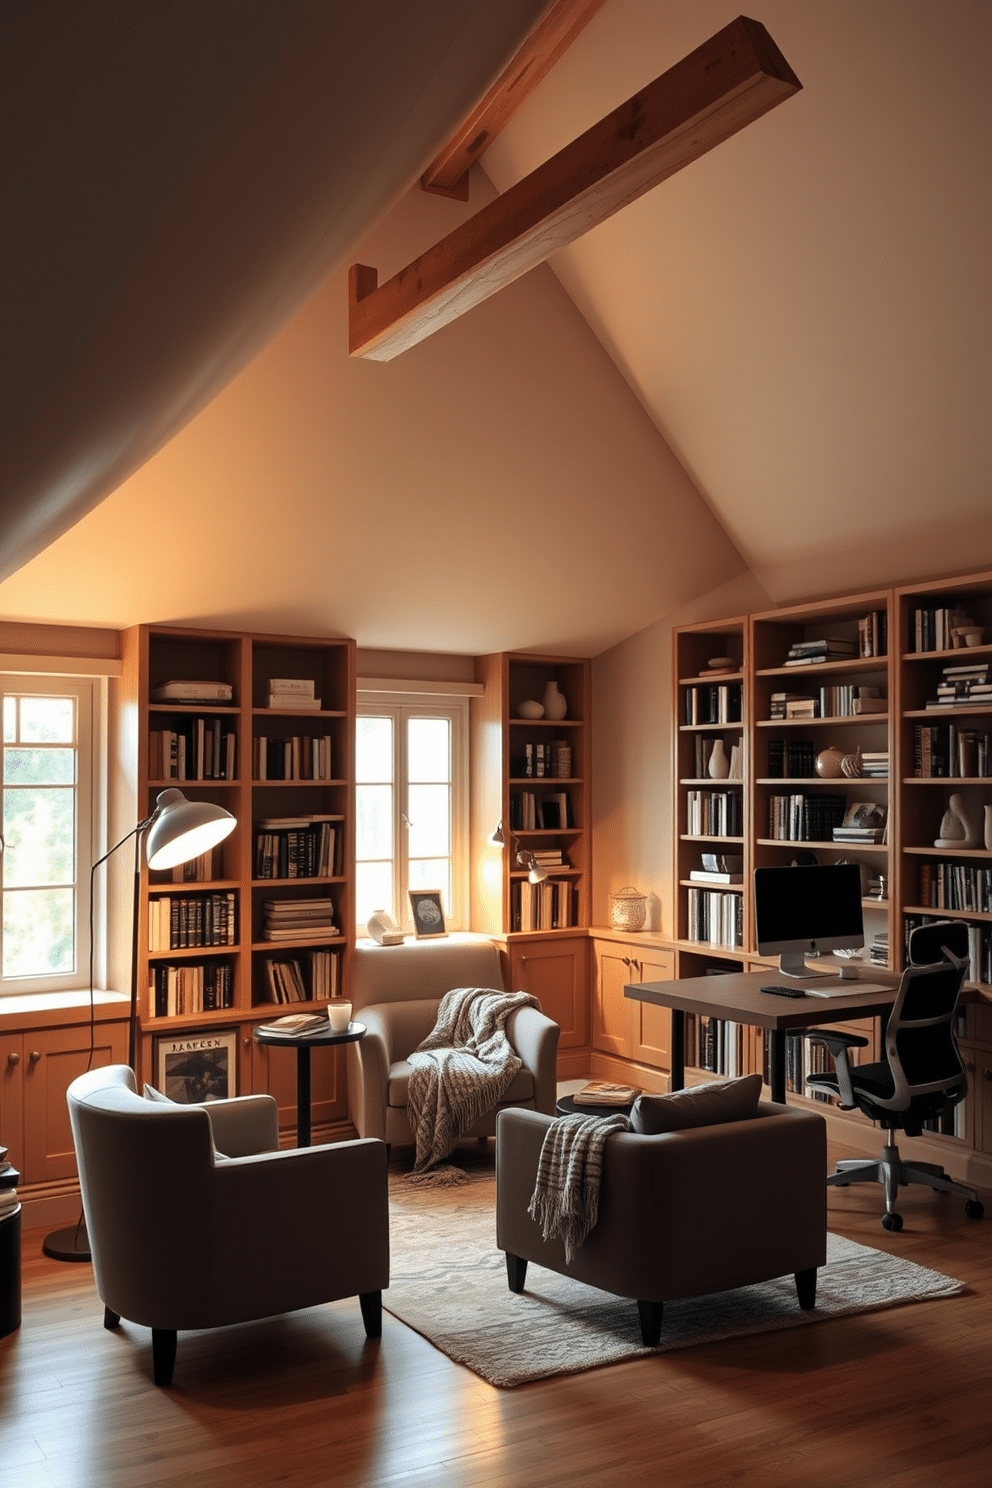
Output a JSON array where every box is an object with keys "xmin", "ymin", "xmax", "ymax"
[
  {"xmin": 511, "ymin": 878, "xmax": 576, "ymax": 932},
  {"xmin": 509, "ymin": 790, "xmax": 572, "ymax": 831},
  {"xmin": 904, "ymin": 913, "xmax": 991, "ymax": 987},
  {"xmin": 148, "ymin": 960, "xmax": 235, "ymax": 1016},
  {"xmin": 766, "ymin": 739, "xmax": 816, "ymax": 778},
  {"xmin": 511, "ymin": 743, "xmax": 572, "ymax": 779},
  {"xmin": 684, "ymin": 683, "xmax": 742, "ymax": 726},
  {"xmin": 685, "ymin": 888, "xmax": 744, "ymax": 948},
  {"xmin": 692, "ymin": 736, "xmax": 743, "ymax": 778},
  {"xmin": 685, "ymin": 788, "xmax": 743, "ymax": 838},
  {"xmin": 148, "ymin": 892, "xmax": 237, "ymax": 951},
  {"xmin": 262, "ymin": 896, "xmax": 339, "ymax": 942},
  {"xmin": 767, "ymin": 792, "xmax": 846, "ymax": 841},
  {"xmin": 762, "ymin": 1030, "xmax": 833, "ymax": 1100},
  {"xmin": 253, "ymin": 734, "xmax": 334, "ymax": 780},
  {"xmin": 924, "ymin": 661, "xmax": 991, "ymax": 711},
  {"xmin": 682, "ymin": 1014, "xmax": 746, "ymax": 1077},
  {"xmin": 913, "ymin": 723, "xmax": 991, "ymax": 777},
  {"xmin": 916, "ymin": 862, "xmax": 992, "ymax": 915},
  {"xmin": 148, "ymin": 721, "xmax": 236, "ymax": 781},
  {"xmin": 768, "ymin": 686, "xmax": 884, "ymax": 719},
  {"xmin": 910, "ymin": 605, "xmax": 972, "ymax": 653},
  {"xmin": 261, "ymin": 948, "xmax": 340, "ymax": 1003},
  {"xmin": 254, "ymin": 816, "xmax": 339, "ymax": 879}
]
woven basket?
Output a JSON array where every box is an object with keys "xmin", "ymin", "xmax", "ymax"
[{"xmin": 609, "ymin": 887, "xmax": 647, "ymax": 932}]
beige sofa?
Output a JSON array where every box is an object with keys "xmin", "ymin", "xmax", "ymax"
[
  {"xmin": 496, "ymin": 1100, "xmax": 828, "ymax": 1344},
  {"xmin": 346, "ymin": 937, "xmax": 560, "ymax": 1146},
  {"xmin": 67, "ymin": 1064, "xmax": 389, "ymax": 1385}
]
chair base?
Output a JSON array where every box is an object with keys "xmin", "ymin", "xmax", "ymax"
[{"xmin": 827, "ymin": 1142, "xmax": 984, "ymax": 1229}]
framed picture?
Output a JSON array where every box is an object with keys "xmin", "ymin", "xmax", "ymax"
[
  {"xmin": 409, "ymin": 889, "xmax": 447, "ymax": 939},
  {"xmin": 154, "ymin": 1029, "xmax": 237, "ymax": 1103}
]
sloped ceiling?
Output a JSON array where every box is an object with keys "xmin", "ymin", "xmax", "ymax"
[{"xmin": 0, "ymin": 1, "xmax": 989, "ymax": 655}]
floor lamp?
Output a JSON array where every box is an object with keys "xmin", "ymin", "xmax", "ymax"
[{"xmin": 43, "ymin": 789, "xmax": 237, "ymax": 1262}]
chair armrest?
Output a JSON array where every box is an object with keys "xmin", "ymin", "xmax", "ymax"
[
  {"xmin": 802, "ymin": 1028, "xmax": 866, "ymax": 1108},
  {"xmin": 506, "ymin": 1005, "xmax": 560, "ymax": 1115},
  {"xmin": 202, "ymin": 1094, "xmax": 279, "ymax": 1156}
]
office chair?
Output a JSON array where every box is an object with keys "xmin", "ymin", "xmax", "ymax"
[{"xmin": 803, "ymin": 923, "xmax": 985, "ymax": 1231}]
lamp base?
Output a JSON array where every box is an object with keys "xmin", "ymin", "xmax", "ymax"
[{"xmin": 42, "ymin": 1221, "xmax": 91, "ymax": 1262}]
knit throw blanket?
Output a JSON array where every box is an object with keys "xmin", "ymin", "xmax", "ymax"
[
  {"xmin": 407, "ymin": 986, "xmax": 540, "ymax": 1184},
  {"xmin": 528, "ymin": 1112, "xmax": 629, "ymax": 1262}
]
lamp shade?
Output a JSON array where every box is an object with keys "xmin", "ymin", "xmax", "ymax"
[{"xmin": 145, "ymin": 789, "xmax": 236, "ymax": 870}]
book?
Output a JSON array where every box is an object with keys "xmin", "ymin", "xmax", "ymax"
[
  {"xmin": 256, "ymin": 1012, "xmax": 329, "ymax": 1036},
  {"xmin": 268, "ymin": 678, "xmax": 315, "ymax": 696},
  {"xmin": 689, "ymin": 870, "xmax": 743, "ymax": 883},
  {"xmin": 571, "ymin": 1080, "xmax": 639, "ymax": 1107},
  {"xmin": 152, "ymin": 679, "xmax": 233, "ymax": 702},
  {"xmin": 267, "ymin": 695, "xmax": 322, "ymax": 710}
]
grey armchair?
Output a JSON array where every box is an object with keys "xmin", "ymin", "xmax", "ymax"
[
  {"xmin": 67, "ymin": 1064, "xmax": 389, "ymax": 1385},
  {"xmin": 496, "ymin": 1099, "xmax": 827, "ymax": 1345},
  {"xmin": 346, "ymin": 938, "xmax": 559, "ymax": 1146}
]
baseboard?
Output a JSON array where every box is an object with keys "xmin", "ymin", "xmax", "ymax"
[{"xmin": 17, "ymin": 1179, "xmax": 83, "ymax": 1231}]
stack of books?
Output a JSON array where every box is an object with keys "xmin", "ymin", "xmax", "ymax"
[
  {"xmin": 267, "ymin": 677, "xmax": 321, "ymax": 710},
  {"xmin": 868, "ymin": 932, "xmax": 889, "ymax": 967},
  {"xmin": 925, "ymin": 662, "xmax": 991, "ymax": 709},
  {"xmin": 263, "ymin": 897, "xmax": 338, "ymax": 942},
  {"xmin": 571, "ymin": 1081, "xmax": 639, "ymax": 1107},
  {"xmin": 833, "ymin": 801, "xmax": 887, "ymax": 844},
  {"xmin": 783, "ymin": 637, "xmax": 858, "ymax": 666},
  {"xmin": 858, "ymin": 750, "xmax": 889, "ymax": 778},
  {"xmin": 530, "ymin": 848, "xmax": 566, "ymax": 870},
  {"xmin": 152, "ymin": 679, "xmax": 233, "ymax": 705},
  {"xmin": 769, "ymin": 692, "xmax": 818, "ymax": 719},
  {"xmin": 0, "ymin": 1146, "xmax": 18, "ymax": 1222}
]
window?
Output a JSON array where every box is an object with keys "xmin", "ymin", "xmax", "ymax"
[
  {"xmin": 355, "ymin": 694, "xmax": 468, "ymax": 934},
  {"xmin": 0, "ymin": 676, "xmax": 97, "ymax": 993}
]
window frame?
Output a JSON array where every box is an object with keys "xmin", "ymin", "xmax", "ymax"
[
  {"xmin": 355, "ymin": 690, "xmax": 470, "ymax": 935},
  {"xmin": 0, "ymin": 670, "xmax": 105, "ymax": 996}
]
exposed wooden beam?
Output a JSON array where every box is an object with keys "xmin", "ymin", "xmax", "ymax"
[
  {"xmin": 421, "ymin": 0, "xmax": 608, "ymax": 201},
  {"xmin": 349, "ymin": 16, "xmax": 801, "ymax": 362}
]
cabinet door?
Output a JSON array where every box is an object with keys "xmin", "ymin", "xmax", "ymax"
[
  {"xmin": 0, "ymin": 1032, "xmax": 25, "ymax": 1174},
  {"xmin": 592, "ymin": 942, "xmax": 635, "ymax": 1059},
  {"xmin": 510, "ymin": 937, "xmax": 587, "ymax": 1049},
  {"xmin": 21, "ymin": 1021, "xmax": 128, "ymax": 1183},
  {"xmin": 630, "ymin": 950, "xmax": 674, "ymax": 1067}
]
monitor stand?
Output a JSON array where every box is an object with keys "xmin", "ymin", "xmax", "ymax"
[{"xmin": 778, "ymin": 951, "xmax": 832, "ymax": 979}]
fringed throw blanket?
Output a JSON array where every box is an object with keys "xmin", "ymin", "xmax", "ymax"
[
  {"xmin": 528, "ymin": 1112, "xmax": 629, "ymax": 1261},
  {"xmin": 407, "ymin": 986, "xmax": 540, "ymax": 1184}
]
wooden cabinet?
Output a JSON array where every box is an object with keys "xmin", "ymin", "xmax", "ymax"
[
  {"xmin": 472, "ymin": 653, "xmax": 591, "ymax": 937},
  {"xmin": 508, "ymin": 934, "xmax": 588, "ymax": 1051},
  {"xmin": 0, "ymin": 1017, "xmax": 127, "ymax": 1182},
  {"xmin": 592, "ymin": 937, "xmax": 673, "ymax": 1068},
  {"xmin": 120, "ymin": 624, "xmax": 355, "ymax": 1104}
]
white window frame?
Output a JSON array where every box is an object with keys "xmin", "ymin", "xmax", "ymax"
[
  {"xmin": 355, "ymin": 689, "xmax": 470, "ymax": 935},
  {"xmin": 0, "ymin": 669, "xmax": 107, "ymax": 996}
]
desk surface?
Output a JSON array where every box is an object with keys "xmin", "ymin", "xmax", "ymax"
[{"xmin": 627, "ymin": 971, "xmax": 899, "ymax": 1030}]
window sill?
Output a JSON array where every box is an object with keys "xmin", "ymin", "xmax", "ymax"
[{"xmin": 0, "ymin": 988, "xmax": 129, "ymax": 1030}]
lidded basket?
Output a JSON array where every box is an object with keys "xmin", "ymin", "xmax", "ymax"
[{"xmin": 609, "ymin": 886, "xmax": 647, "ymax": 932}]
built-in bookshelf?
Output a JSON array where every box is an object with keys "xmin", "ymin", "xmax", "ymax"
[
  {"xmin": 122, "ymin": 625, "xmax": 355, "ymax": 1085},
  {"xmin": 471, "ymin": 653, "xmax": 591, "ymax": 936}
]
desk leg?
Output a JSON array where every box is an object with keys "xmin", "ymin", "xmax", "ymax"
[
  {"xmin": 670, "ymin": 1010, "xmax": 685, "ymax": 1092},
  {"xmin": 769, "ymin": 1031, "xmax": 787, "ymax": 1105},
  {"xmin": 296, "ymin": 1045, "xmax": 312, "ymax": 1147}
]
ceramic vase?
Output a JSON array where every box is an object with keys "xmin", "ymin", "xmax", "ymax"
[
  {"xmin": 985, "ymin": 804, "xmax": 992, "ymax": 853},
  {"xmin": 707, "ymin": 738, "xmax": 730, "ymax": 779},
  {"xmin": 542, "ymin": 680, "xmax": 567, "ymax": 720},
  {"xmin": 935, "ymin": 792, "xmax": 981, "ymax": 848},
  {"xmin": 815, "ymin": 746, "xmax": 845, "ymax": 779}
]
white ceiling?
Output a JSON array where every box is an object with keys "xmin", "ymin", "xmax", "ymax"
[{"xmin": 1, "ymin": 0, "xmax": 989, "ymax": 656}]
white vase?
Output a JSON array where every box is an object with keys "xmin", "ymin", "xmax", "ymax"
[
  {"xmin": 985, "ymin": 804, "xmax": 992, "ymax": 852},
  {"xmin": 542, "ymin": 680, "xmax": 567, "ymax": 721},
  {"xmin": 707, "ymin": 738, "xmax": 730, "ymax": 779}
]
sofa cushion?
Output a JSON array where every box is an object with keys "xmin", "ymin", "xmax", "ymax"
[
  {"xmin": 630, "ymin": 1073, "xmax": 762, "ymax": 1134},
  {"xmin": 386, "ymin": 1060, "xmax": 535, "ymax": 1108}
]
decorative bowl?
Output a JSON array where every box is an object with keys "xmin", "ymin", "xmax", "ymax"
[{"xmin": 518, "ymin": 700, "xmax": 545, "ymax": 719}]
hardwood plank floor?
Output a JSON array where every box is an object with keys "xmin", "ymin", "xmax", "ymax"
[{"xmin": 1, "ymin": 1141, "xmax": 989, "ymax": 1488}]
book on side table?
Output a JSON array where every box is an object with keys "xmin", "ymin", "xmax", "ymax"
[{"xmin": 572, "ymin": 1081, "xmax": 640, "ymax": 1107}]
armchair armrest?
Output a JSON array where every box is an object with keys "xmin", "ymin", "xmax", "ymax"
[
  {"xmin": 505, "ymin": 1004, "xmax": 560, "ymax": 1115},
  {"xmin": 802, "ymin": 1027, "xmax": 868, "ymax": 1109},
  {"xmin": 202, "ymin": 1094, "xmax": 279, "ymax": 1156}
]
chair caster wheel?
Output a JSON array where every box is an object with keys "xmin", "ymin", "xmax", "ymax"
[
  {"xmin": 965, "ymin": 1199, "xmax": 984, "ymax": 1219},
  {"xmin": 881, "ymin": 1212, "xmax": 903, "ymax": 1232}
]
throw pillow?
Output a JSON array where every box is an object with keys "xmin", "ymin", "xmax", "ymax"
[
  {"xmin": 630, "ymin": 1073, "xmax": 762, "ymax": 1134},
  {"xmin": 143, "ymin": 1083, "xmax": 229, "ymax": 1160}
]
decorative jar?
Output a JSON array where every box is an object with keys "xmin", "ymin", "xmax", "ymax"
[{"xmin": 609, "ymin": 887, "xmax": 647, "ymax": 932}]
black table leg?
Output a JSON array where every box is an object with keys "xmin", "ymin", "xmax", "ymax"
[
  {"xmin": 769, "ymin": 1030, "xmax": 787, "ymax": 1104},
  {"xmin": 670, "ymin": 1009, "xmax": 685, "ymax": 1091},
  {"xmin": 296, "ymin": 1044, "xmax": 312, "ymax": 1146}
]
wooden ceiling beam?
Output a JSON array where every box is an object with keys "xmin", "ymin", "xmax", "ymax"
[
  {"xmin": 420, "ymin": 0, "xmax": 608, "ymax": 200},
  {"xmin": 349, "ymin": 16, "xmax": 801, "ymax": 362}
]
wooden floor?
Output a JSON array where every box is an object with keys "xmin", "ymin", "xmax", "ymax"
[{"xmin": 2, "ymin": 1141, "xmax": 990, "ymax": 1488}]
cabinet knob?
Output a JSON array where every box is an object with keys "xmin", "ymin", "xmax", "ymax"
[
  {"xmin": 243, "ymin": 1037, "xmax": 251, "ymax": 1048},
  {"xmin": 6, "ymin": 1051, "xmax": 19, "ymax": 1066},
  {"xmin": 29, "ymin": 1050, "xmax": 41, "ymax": 1063},
  {"xmin": 984, "ymin": 1068, "xmax": 992, "ymax": 1082}
]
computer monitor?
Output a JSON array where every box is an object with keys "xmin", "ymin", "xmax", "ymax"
[{"xmin": 753, "ymin": 862, "xmax": 865, "ymax": 978}]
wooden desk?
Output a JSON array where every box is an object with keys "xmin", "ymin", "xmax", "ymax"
[{"xmin": 626, "ymin": 971, "xmax": 899, "ymax": 1105}]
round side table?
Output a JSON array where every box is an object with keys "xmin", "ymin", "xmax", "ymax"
[
  {"xmin": 0, "ymin": 1203, "xmax": 21, "ymax": 1338},
  {"xmin": 253, "ymin": 1021, "xmax": 366, "ymax": 1146},
  {"xmin": 555, "ymin": 1094, "xmax": 637, "ymax": 1122}
]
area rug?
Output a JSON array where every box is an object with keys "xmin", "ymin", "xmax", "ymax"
[{"xmin": 384, "ymin": 1159, "xmax": 963, "ymax": 1387}]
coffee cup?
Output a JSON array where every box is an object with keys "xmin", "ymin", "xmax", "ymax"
[{"xmin": 327, "ymin": 1000, "xmax": 352, "ymax": 1032}]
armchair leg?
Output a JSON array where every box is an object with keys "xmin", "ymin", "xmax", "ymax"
[
  {"xmin": 637, "ymin": 1300, "xmax": 663, "ymax": 1346},
  {"xmin": 359, "ymin": 1290, "xmax": 382, "ymax": 1339},
  {"xmin": 103, "ymin": 1305, "xmax": 121, "ymax": 1330},
  {"xmin": 794, "ymin": 1268, "xmax": 817, "ymax": 1311},
  {"xmin": 152, "ymin": 1328, "xmax": 177, "ymax": 1386},
  {"xmin": 505, "ymin": 1253, "xmax": 528, "ymax": 1293}
]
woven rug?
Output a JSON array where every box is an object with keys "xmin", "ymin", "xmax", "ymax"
[{"xmin": 384, "ymin": 1156, "xmax": 963, "ymax": 1388}]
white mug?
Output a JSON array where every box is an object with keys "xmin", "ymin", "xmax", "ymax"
[{"xmin": 327, "ymin": 1000, "xmax": 352, "ymax": 1032}]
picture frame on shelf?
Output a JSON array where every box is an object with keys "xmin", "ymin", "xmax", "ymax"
[
  {"xmin": 154, "ymin": 1029, "xmax": 238, "ymax": 1102},
  {"xmin": 409, "ymin": 890, "xmax": 447, "ymax": 939}
]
